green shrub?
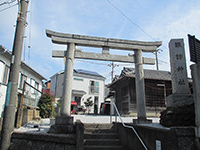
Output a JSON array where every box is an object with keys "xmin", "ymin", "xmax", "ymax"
[
  {"xmin": 57, "ymin": 97, "xmax": 62, "ymax": 108},
  {"xmin": 38, "ymin": 94, "xmax": 55, "ymax": 118},
  {"xmin": 84, "ymin": 97, "xmax": 93, "ymax": 114}
]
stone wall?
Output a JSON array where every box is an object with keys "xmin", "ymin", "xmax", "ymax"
[
  {"xmin": 9, "ymin": 120, "xmax": 84, "ymax": 150},
  {"xmin": 115, "ymin": 123, "xmax": 196, "ymax": 150},
  {"xmin": 21, "ymin": 107, "xmax": 40, "ymax": 126},
  {"xmin": 9, "ymin": 132, "xmax": 76, "ymax": 150}
]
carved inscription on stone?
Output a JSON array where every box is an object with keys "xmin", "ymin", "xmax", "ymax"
[{"xmin": 169, "ymin": 39, "xmax": 190, "ymax": 94}]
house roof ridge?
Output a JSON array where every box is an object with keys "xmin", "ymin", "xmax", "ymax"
[
  {"xmin": 50, "ymin": 69, "xmax": 105, "ymax": 79},
  {"xmin": 122, "ymin": 67, "xmax": 170, "ymax": 73},
  {"xmin": 74, "ymin": 69, "xmax": 105, "ymax": 79}
]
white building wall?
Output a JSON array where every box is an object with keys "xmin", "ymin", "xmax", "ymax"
[
  {"xmin": 50, "ymin": 75, "xmax": 56, "ymax": 95},
  {"xmin": 0, "ymin": 49, "xmax": 45, "ymax": 116},
  {"xmin": 0, "ymin": 53, "xmax": 10, "ymax": 116},
  {"xmin": 51, "ymin": 71, "xmax": 105, "ymax": 114},
  {"xmin": 0, "ymin": 85, "xmax": 7, "ymax": 117},
  {"xmin": 19, "ymin": 67, "xmax": 43, "ymax": 92},
  {"xmin": 73, "ymin": 76, "xmax": 105, "ymax": 114}
]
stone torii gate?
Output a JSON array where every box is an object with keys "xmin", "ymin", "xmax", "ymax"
[{"xmin": 46, "ymin": 29, "xmax": 162, "ymax": 130}]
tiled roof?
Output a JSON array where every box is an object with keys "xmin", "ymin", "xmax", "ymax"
[
  {"xmin": 119, "ymin": 67, "xmax": 172, "ymax": 81},
  {"xmin": 51, "ymin": 69, "xmax": 105, "ymax": 79},
  {"xmin": 74, "ymin": 69, "xmax": 105, "ymax": 78}
]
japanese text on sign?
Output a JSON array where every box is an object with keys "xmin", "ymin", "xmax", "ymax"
[
  {"xmin": 175, "ymin": 42, "xmax": 182, "ymax": 48},
  {"xmin": 177, "ymin": 66, "xmax": 184, "ymax": 73},
  {"xmin": 178, "ymin": 79, "xmax": 185, "ymax": 85},
  {"xmin": 176, "ymin": 54, "xmax": 183, "ymax": 60}
]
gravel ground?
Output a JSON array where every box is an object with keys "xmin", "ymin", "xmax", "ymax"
[{"xmin": 14, "ymin": 115, "xmax": 168, "ymax": 133}]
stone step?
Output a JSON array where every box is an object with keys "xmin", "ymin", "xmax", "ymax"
[
  {"xmin": 84, "ymin": 133, "xmax": 119, "ymax": 139},
  {"xmin": 84, "ymin": 139, "xmax": 121, "ymax": 146},
  {"xmin": 83, "ymin": 123, "xmax": 123, "ymax": 150},
  {"xmin": 84, "ymin": 123, "xmax": 114, "ymax": 129},
  {"xmin": 84, "ymin": 145, "xmax": 123, "ymax": 150},
  {"xmin": 84, "ymin": 128, "xmax": 115, "ymax": 134}
]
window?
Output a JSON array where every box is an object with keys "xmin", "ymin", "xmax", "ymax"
[
  {"xmin": 3, "ymin": 65, "xmax": 9, "ymax": 83},
  {"xmin": 0, "ymin": 60, "xmax": 9, "ymax": 84},
  {"xmin": 30, "ymin": 78, "xmax": 35, "ymax": 94},
  {"xmin": 30, "ymin": 78, "xmax": 35, "ymax": 87},
  {"xmin": 18, "ymin": 74, "xmax": 27, "ymax": 89},
  {"xmin": 0, "ymin": 60, "xmax": 5, "ymax": 83},
  {"xmin": 35, "ymin": 81, "xmax": 39, "ymax": 90},
  {"xmin": 90, "ymin": 81, "xmax": 99, "ymax": 94},
  {"xmin": 75, "ymin": 96, "xmax": 81, "ymax": 106}
]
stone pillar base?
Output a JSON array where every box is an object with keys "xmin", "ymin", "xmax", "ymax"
[
  {"xmin": 166, "ymin": 94, "xmax": 193, "ymax": 108},
  {"xmin": 48, "ymin": 116, "xmax": 75, "ymax": 134},
  {"xmin": 133, "ymin": 118, "xmax": 152, "ymax": 124},
  {"xmin": 55, "ymin": 116, "xmax": 74, "ymax": 125},
  {"xmin": 160, "ymin": 94, "xmax": 195, "ymax": 127},
  {"xmin": 160, "ymin": 104, "xmax": 195, "ymax": 127}
]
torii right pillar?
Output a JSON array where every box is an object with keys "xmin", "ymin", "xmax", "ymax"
[{"xmin": 133, "ymin": 49, "xmax": 152, "ymax": 124}]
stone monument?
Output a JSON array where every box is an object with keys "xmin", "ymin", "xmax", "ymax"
[
  {"xmin": 160, "ymin": 39, "xmax": 194, "ymax": 127},
  {"xmin": 167, "ymin": 39, "xmax": 193, "ymax": 107}
]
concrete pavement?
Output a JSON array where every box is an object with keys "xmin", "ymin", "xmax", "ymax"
[{"xmin": 14, "ymin": 115, "xmax": 161, "ymax": 134}]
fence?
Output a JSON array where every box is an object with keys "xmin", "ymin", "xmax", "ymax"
[{"xmin": 22, "ymin": 82, "xmax": 42, "ymax": 108}]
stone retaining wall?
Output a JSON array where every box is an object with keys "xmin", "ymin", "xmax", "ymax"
[
  {"xmin": 115, "ymin": 123, "xmax": 196, "ymax": 150},
  {"xmin": 9, "ymin": 132, "xmax": 76, "ymax": 150}
]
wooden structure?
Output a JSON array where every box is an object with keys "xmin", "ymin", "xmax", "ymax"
[{"xmin": 109, "ymin": 68, "xmax": 173, "ymax": 115}]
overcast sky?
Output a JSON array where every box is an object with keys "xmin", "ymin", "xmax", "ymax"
[{"xmin": 0, "ymin": 0, "xmax": 200, "ymax": 83}]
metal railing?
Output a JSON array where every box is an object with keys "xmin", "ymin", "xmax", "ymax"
[{"xmin": 112, "ymin": 102, "xmax": 148, "ymax": 150}]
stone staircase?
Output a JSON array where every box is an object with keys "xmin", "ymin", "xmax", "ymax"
[{"xmin": 83, "ymin": 123, "xmax": 123, "ymax": 150}]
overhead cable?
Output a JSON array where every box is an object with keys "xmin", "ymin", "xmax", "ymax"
[{"xmin": 107, "ymin": 0, "xmax": 157, "ymax": 41}]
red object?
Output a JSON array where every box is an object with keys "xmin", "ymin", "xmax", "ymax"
[
  {"xmin": 71, "ymin": 101, "xmax": 77, "ymax": 105},
  {"xmin": 82, "ymin": 108, "xmax": 87, "ymax": 112},
  {"xmin": 71, "ymin": 109, "xmax": 75, "ymax": 114}
]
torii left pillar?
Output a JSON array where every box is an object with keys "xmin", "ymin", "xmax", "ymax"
[
  {"xmin": 61, "ymin": 43, "xmax": 75, "ymax": 116},
  {"xmin": 49, "ymin": 43, "xmax": 75, "ymax": 134}
]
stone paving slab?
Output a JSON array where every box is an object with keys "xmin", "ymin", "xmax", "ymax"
[{"xmin": 14, "ymin": 115, "xmax": 160, "ymax": 133}]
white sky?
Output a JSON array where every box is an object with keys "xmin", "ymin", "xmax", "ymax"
[{"xmin": 0, "ymin": 0, "xmax": 200, "ymax": 84}]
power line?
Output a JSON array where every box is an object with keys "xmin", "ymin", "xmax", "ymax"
[
  {"xmin": 23, "ymin": 0, "xmax": 32, "ymax": 63},
  {"xmin": 0, "ymin": 0, "xmax": 16, "ymax": 6},
  {"xmin": 0, "ymin": 0, "xmax": 17, "ymax": 12},
  {"xmin": 76, "ymin": 59, "xmax": 133, "ymax": 82},
  {"xmin": 76, "ymin": 59, "xmax": 133, "ymax": 66},
  {"xmin": 107, "ymin": 0, "xmax": 169, "ymax": 69},
  {"xmin": 0, "ymin": 2, "xmax": 17, "ymax": 12},
  {"xmin": 76, "ymin": 59, "xmax": 108, "ymax": 65},
  {"xmin": 107, "ymin": 0, "xmax": 157, "ymax": 41}
]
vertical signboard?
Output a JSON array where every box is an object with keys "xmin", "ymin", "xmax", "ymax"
[{"xmin": 169, "ymin": 39, "xmax": 190, "ymax": 94}]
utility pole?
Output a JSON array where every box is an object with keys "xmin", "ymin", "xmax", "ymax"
[
  {"xmin": 108, "ymin": 62, "xmax": 119, "ymax": 82},
  {"xmin": 0, "ymin": 0, "xmax": 29, "ymax": 149},
  {"xmin": 155, "ymin": 49, "xmax": 159, "ymax": 70},
  {"xmin": 154, "ymin": 49, "xmax": 163, "ymax": 70}
]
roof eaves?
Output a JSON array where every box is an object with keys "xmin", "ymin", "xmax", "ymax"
[
  {"xmin": 0, "ymin": 45, "xmax": 47, "ymax": 81},
  {"xmin": 108, "ymin": 75, "xmax": 129, "ymax": 88},
  {"xmin": 21, "ymin": 61, "xmax": 47, "ymax": 81}
]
